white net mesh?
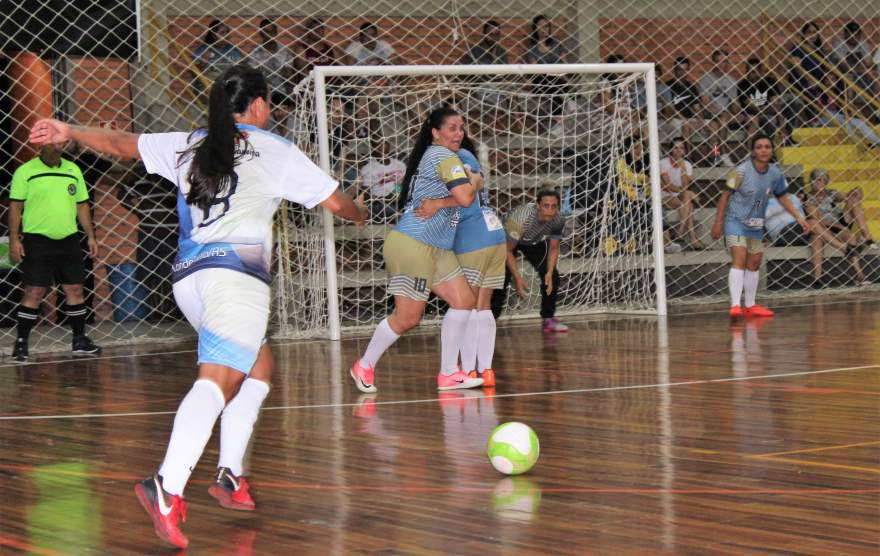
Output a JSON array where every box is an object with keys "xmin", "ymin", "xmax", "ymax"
[{"xmin": 0, "ymin": 1, "xmax": 878, "ymax": 352}]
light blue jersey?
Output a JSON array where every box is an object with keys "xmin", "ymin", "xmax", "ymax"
[
  {"xmin": 138, "ymin": 124, "xmax": 338, "ymax": 284},
  {"xmin": 453, "ymin": 148, "xmax": 506, "ymax": 254},
  {"xmin": 395, "ymin": 145, "xmax": 470, "ymax": 249},
  {"xmin": 723, "ymin": 159, "xmax": 788, "ymax": 239}
]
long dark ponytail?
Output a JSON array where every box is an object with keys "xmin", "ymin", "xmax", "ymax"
[
  {"xmin": 399, "ymin": 105, "xmax": 460, "ymax": 209},
  {"xmin": 181, "ymin": 64, "xmax": 268, "ymax": 212}
]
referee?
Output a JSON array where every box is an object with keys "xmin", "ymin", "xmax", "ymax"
[
  {"xmin": 8, "ymin": 144, "xmax": 101, "ymax": 361},
  {"xmin": 491, "ymin": 189, "xmax": 569, "ymax": 332}
]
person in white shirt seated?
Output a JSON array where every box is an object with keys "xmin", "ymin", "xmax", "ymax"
[
  {"xmin": 345, "ymin": 22, "xmax": 397, "ymax": 65},
  {"xmin": 659, "ymin": 137, "xmax": 703, "ymax": 249},
  {"xmin": 355, "ymin": 141, "xmax": 406, "ymax": 223},
  {"xmin": 765, "ymin": 193, "xmax": 868, "ymax": 286}
]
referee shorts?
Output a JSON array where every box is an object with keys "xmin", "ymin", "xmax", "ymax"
[
  {"xmin": 455, "ymin": 243, "xmax": 506, "ymax": 290},
  {"xmin": 20, "ymin": 233, "xmax": 86, "ymax": 287},
  {"xmin": 383, "ymin": 230, "xmax": 463, "ymax": 302},
  {"xmin": 173, "ymin": 268, "xmax": 269, "ymax": 374}
]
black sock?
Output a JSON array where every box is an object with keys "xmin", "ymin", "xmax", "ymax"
[
  {"xmin": 65, "ymin": 303, "xmax": 87, "ymax": 337},
  {"xmin": 16, "ymin": 305, "xmax": 40, "ymax": 341}
]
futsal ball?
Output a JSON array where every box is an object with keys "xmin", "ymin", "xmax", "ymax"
[{"xmin": 487, "ymin": 422, "xmax": 539, "ymax": 475}]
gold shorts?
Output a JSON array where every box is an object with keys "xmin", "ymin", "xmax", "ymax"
[
  {"xmin": 383, "ymin": 231, "xmax": 463, "ymax": 301},
  {"xmin": 456, "ymin": 244, "xmax": 506, "ymax": 289},
  {"xmin": 725, "ymin": 234, "xmax": 765, "ymax": 254}
]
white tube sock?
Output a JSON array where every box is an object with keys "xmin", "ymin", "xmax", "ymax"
[
  {"xmin": 459, "ymin": 310, "xmax": 479, "ymax": 372},
  {"xmin": 440, "ymin": 309, "xmax": 472, "ymax": 375},
  {"xmin": 361, "ymin": 318, "xmax": 400, "ymax": 367},
  {"xmin": 743, "ymin": 270, "xmax": 759, "ymax": 308},
  {"xmin": 218, "ymin": 378, "xmax": 270, "ymax": 477},
  {"xmin": 729, "ymin": 268, "xmax": 745, "ymax": 307},
  {"xmin": 476, "ymin": 310, "xmax": 497, "ymax": 371},
  {"xmin": 159, "ymin": 379, "xmax": 226, "ymax": 496}
]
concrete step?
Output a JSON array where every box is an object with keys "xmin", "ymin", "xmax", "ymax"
[
  {"xmin": 798, "ymin": 161, "xmax": 880, "ymax": 183},
  {"xmin": 792, "ymin": 125, "xmax": 880, "ymax": 147},
  {"xmin": 779, "ymin": 144, "xmax": 861, "ymax": 166},
  {"xmin": 823, "ymin": 180, "xmax": 880, "ymax": 201}
]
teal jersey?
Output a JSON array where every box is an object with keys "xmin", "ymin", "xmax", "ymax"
[
  {"xmin": 723, "ymin": 160, "xmax": 788, "ymax": 239},
  {"xmin": 453, "ymin": 148, "xmax": 505, "ymax": 254}
]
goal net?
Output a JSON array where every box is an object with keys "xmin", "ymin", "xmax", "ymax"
[{"xmin": 293, "ymin": 64, "xmax": 665, "ymax": 338}]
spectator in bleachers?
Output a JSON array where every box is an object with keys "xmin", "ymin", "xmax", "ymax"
[
  {"xmin": 699, "ymin": 50, "xmax": 737, "ymax": 164},
  {"xmin": 874, "ymin": 45, "xmax": 880, "ymax": 78},
  {"xmin": 611, "ymin": 137, "xmax": 652, "ymax": 254},
  {"xmin": 660, "ymin": 137, "xmax": 702, "ymax": 250},
  {"xmin": 524, "ymin": 15, "xmax": 572, "ymax": 123},
  {"xmin": 460, "ymin": 20, "xmax": 509, "ymax": 65},
  {"xmin": 249, "ymin": 18, "xmax": 295, "ymax": 95},
  {"xmin": 738, "ymin": 58, "xmax": 781, "ymax": 141},
  {"xmin": 805, "ymin": 167, "xmax": 876, "ymax": 247},
  {"xmin": 269, "ymin": 91, "xmax": 294, "ymax": 138},
  {"xmin": 354, "ymin": 141, "xmax": 406, "ymax": 223},
  {"xmin": 665, "ymin": 56, "xmax": 704, "ymax": 148},
  {"xmin": 294, "ymin": 18, "xmax": 341, "ymax": 79},
  {"xmin": 765, "ymin": 192, "xmax": 868, "ymax": 286},
  {"xmin": 345, "ymin": 22, "xmax": 397, "ymax": 65},
  {"xmin": 831, "ymin": 21, "xmax": 872, "ymax": 77},
  {"xmin": 193, "ymin": 19, "xmax": 243, "ymax": 89},
  {"xmin": 788, "ymin": 21, "xmax": 832, "ymax": 118},
  {"xmin": 817, "ymin": 73, "xmax": 880, "ymax": 147}
]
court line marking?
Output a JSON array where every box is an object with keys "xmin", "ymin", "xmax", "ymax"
[
  {"xmin": 0, "ymin": 363, "xmax": 876, "ymax": 421},
  {"xmin": 744, "ymin": 455, "xmax": 880, "ymax": 475},
  {"xmin": 1, "ymin": 294, "xmax": 877, "ymax": 368},
  {"xmin": 754, "ymin": 440, "xmax": 880, "ymax": 458}
]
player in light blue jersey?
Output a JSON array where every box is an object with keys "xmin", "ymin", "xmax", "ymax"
[
  {"xmin": 711, "ymin": 134, "xmax": 808, "ymax": 318},
  {"xmin": 29, "ymin": 65, "xmax": 366, "ymax": 549},
  {"xmin": 351, "ymin": 106, "xmax": 486, "ymax": 393},
  {"xmin": 414, "ymin": 134, "xmax": 506, "ymax": 387}
]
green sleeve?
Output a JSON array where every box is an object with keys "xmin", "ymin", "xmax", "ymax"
[{"xmin": 9, "ymin": 165, "xmax": 28, "ymax": 201}]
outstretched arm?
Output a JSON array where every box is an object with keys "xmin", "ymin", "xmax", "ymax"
[
  {"xmin": 320, "ymin": 188, "xmax": 368, "ymax": 225},
  {"xmin": 30, "ymin": 119, "xmax": 141, "ymax": 160}
]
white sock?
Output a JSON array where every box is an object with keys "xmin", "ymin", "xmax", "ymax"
[
  {"xmin": 459, "ymin": 310, "xmax": 479, "ymax": 372},
  {"xmin": 729, "ymin": 268, "xmax": 745, "ymax": 307},
  {"xmin": 476, "ymin": 310, "xmax": 497, "ymax": 371},
  {"xmin": 218, "ymin": 378, "xmax": 270, "ymax": 477},
  {"xmin": 361, "ymin": 318, "xmax": 400, "ymax": 367},
  {"xmin": 743, "ymin": 270, "xmax": 759, "ymax": 308},
  {"xmin": 159, "ymin": 379, "xmax": 226, "ymax": 496},
  {"xmin": 440, "ymin": 308, "xmax": 471, "ymax": 375}
]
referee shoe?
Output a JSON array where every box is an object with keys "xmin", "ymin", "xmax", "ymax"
[
  {"xmin": 72, "ymin": 335, "xmax": 101, "ymax": 355},
  {"xmin": 11, "ymin": 338, "xmax": 28, "ymax": 362}
]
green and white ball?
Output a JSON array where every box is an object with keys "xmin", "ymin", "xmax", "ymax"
[{"xmin": 486, "ymin": 422, "xmax": 539, "ymax": 475}]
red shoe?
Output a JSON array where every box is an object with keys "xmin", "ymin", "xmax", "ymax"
[
  {"xmin": 134, "ymin": 475, "xmax": 189, "ymax": 549},
  {"xmin": 208, "ymin": 467, "xmax": 256, "ymax": 511},
  {"xmin": 729, "ymin": 305, "xmax": 743, "ymax": 318},
  {"xmin": 468, "ymin": 369, "xmax": 496, "ymax": 387},
  {"xmin": 744, "ymin": 304, "xmax": 774, "ymax": 317},
  {"xmin": 350, "ymin": 359, "xmax": 377, "ymax": 393}
]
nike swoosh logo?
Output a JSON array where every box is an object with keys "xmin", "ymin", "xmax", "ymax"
[
  {"xmin": 454, "ymin": 379, "xmax": 464, "ymax": 383},
  {"xmin": 227, "ymin": 474, "xmax": 239, "ymax": 491},
  {"xmin": 154, "ymin": 477, "xmax": 173, "ymax": 516}
]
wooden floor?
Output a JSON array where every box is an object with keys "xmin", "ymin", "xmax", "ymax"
[{"xmin": 1, "ymin": 294, "xmax": 879, "ymax": 555}]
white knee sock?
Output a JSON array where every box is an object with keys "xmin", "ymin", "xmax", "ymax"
[
  {"xmin": 743, "ymin": 270, "xmax": 759, "ymax": 308},
  {"xmin": 459, "ymin": 310, "xmax": 479, "ymax": 372},
  {"xmin": 218, "ymin": 378, "xmax": 270, "ymax": 477},
  {"xmin": 441, "ymin": 309, "xmax": 472, "ymax": 375},
  {"xmin": 729, "ymin": 268, "xmax": 745, "ymax": 307},
  {"xmin": 476, "ymin": 310, "xmax": 497, "ymax": 371},
  {"xmin": 361, "ymin": 318, "xmax": 400, "ymax": 367},
  {"xmin": 159, "ymin": 379, "xmax": 226, "ymax": 496}
]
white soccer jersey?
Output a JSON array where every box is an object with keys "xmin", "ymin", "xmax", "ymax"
[{"xmin": 138, "ymin": 124, "xmax": 338, "ymax": 284}]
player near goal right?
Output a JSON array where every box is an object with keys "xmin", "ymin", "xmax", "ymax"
[
  {"xmin": 491, "ymin": 189, "xmax": 568, "ymax": 332},
  {"xmin": 711, "ymin": 134, "xmax": 809, "ymax": 317}
]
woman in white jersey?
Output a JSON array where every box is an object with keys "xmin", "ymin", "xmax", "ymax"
[
  {"xmin": 29, "ymin": 65, "xmax": 366, "ymax": 549},
  {"xmin": 350, "ymin": 106, "xmax": 484, "ymax": 392}
]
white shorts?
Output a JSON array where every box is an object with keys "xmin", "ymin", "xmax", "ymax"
[{"xmin": 173, "ymin": 268, "xmax": 270, "ymax": 374}]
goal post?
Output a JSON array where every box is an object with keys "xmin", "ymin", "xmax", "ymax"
[{"xmin": 309, "ymin": 63, "xmax": 667, "ymax": 340}]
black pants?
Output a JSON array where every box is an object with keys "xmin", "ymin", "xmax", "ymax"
[{"xmin": 491, "ymin": 241, "xmax": 559, "ymax": 319}]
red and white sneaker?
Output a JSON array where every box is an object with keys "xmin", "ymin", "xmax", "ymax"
[
  {"xmin": 542, "ymin": 318, "xmax": 569, "ymax": 333},
  {"xmin": 208, "ymin": 467, "xmax": 255, "ymax": 511},
  {"xmin": 729, "ymin": 305, "xmax": 743, "ymax": 318},
  {"xmin": 744, "ymin": 304, "xmax": 774, "ymax": 317},
  {"xmin": 350, "ymin": 359, "xmax": 377, "ymax": 393},
  {"xmin": 437, "ymin": 370, "xmax": 483, "ymax": 390},
  {"xmin": 468, "ymin": 369, "xmax": 496, "ymax": 387},
  {"xmin": 134, "ymin": 474, "xmax": 189, "ymax": 549}
]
